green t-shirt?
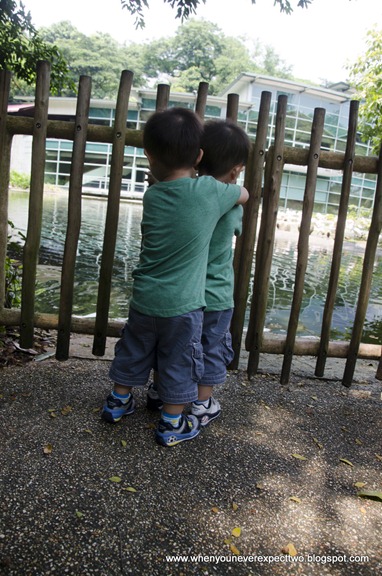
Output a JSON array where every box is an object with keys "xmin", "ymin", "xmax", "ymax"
[
  {"xmin": 131, "ymin": 176, "xmax": 241, "ymax": 317},
  {"xmin": 205, "ymin": 205, "xmax": 243, "ymax": 312}
]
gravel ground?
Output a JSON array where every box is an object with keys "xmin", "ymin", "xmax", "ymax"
[{"xmin": 0, "ymin": 358, "xmax": 381, "ymax": 575}]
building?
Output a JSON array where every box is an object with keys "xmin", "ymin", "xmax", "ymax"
[{"xmin": 10, "ymin": 73, "xmax": 376, "ymax": 214}]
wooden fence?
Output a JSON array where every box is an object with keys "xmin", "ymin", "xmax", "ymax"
[{"xmin": 1, "ymin": 63, "xmax": 382, "ymax": 387}]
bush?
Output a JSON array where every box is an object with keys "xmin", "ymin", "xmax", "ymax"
[
  {"xmin": 10, "ymin": 170, "xmax": 30, "ymax": 190},
  {"xmin": 4, "ymin": 221, "xmax": 23, "ymax": 309}
]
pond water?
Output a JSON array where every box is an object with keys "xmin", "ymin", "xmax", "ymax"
[{"xmin": 7, "ymin": 190, "xmax": 382, "ymax": 344}]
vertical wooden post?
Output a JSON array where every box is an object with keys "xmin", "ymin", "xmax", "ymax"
[
  {"xmin": 315, "ymin": 100, "xmax": 359, "ymax": 376},
  {"xmin": 342, "ymin": 141, "xmax": 382, "ymax": 387},
  {"xmin": 195, "ymin": 82, "xmax": 209, "ymax": 119},
  {"xmin": 56, "ymin": 76, "xmax": 92, "ymax": 360},
  {"xmin": 246, "ymin": 95, "xmax": 287, "ymax": 378},
  {"xmin": 230, "ymin": 91, "xmax": 271, "ymax": 369},
  {"xmin": 280, "ymin": 107, "xmax": 325, "ymax": 384},
  {"xmin": 20, "ymin": 61, "xmax": 50, "ymax": 348},
  {"xmin": 155, "ymin": 84, "xmax": 170, "ymax": 112},
  {"xmin": 92, "ymin": 70, "xmax": 134, "ymax": 356},
  {"xmin": 0, "ymin": 70, "xmax": 12, "ymax": 312},
  {"xmin": 226, "ymin": 94, "xmax": 239, "ymax": 122}
]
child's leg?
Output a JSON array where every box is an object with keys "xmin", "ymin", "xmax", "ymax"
[
  {"xmin": 154, "ymin": 310, "xmax": 203, "ymax": 447},
  {"xmin": 102, "ymin": 307, "xmax": 156, "ymax": 423},
  {"xmin": 191, "ymin": 309, "xmax": 234, "ymax": 426}
]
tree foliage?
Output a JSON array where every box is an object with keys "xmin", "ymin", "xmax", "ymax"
[
  {"xmin": 120, "ymin": 0, "xmax": 312, "ymax": 29},
  {"xmin": 19, "ymin": 19, "xmax": 292, "ymax": 98},
  {"xmin": 0, "ymin": 0, "xmax": 73, "ymax": 95},
  {"xmin": 347, "ymin": 27, "xmax": 382, "ymax": 154}
]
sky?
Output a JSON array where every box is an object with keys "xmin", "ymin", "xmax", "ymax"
[{"xmin": 21, "ymin": 0, "xmax": 382, "ymax": 85}]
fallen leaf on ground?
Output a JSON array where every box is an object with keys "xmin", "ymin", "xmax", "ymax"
[
  {"xmin": 281, "ymin": 543, "xmax": 297, "ymax": 556},
  {"xmin": 340, "ymin": 458, "xmax": 354, "ymax": 467},
  {"xmin": 43, "ymin": 443, "xmax": 53, "ymax": 455},
  {"xmin": 61, "ymin": 405, "xmax": 73, "ymax": 416},
  {"xmin": 121, "ymin": 440, "xmax": 127, "ymax": 447},
  {"xmin": 357, "ymin": 490, "xmax": 382, "ymax": 502},
  {"xmin": 122, "ymin": 486, "xmax": 137, "ymax": 493},
  {"xmin": 375, "ymin": 454, "xmax": 382, "ymax": 461},
  {"xmin": 313, "ymin": 437, "xmax": 323, "ymax": 449},
  {"xmin": 232, "ymin": 502, "xmax": 239, "ymax": 511},
  {"xmin": 292, "ymin": 453, "xmax": 307, "ymax": 460},
  {"xmin": 354, "ymin": 482, "xmax": 366, "ymax": 488},
  {"xmin": 231, "ymin": 527, "xmax": 241, "ymax": 538},
  {"xmin": 109, "ymin": 476, "xmax": 122, "ymax": 483},
  {"xmin": 75, "ymin": 511, "xmax": 84, "ymax": 518},
  {"xmin": 211, "ymin": 507, "xmax": 219, "ymax": 514},
  {"xmin": 289, "ymin": 496, "xmax": 301, "ymax": 503},
  {"xmin": 230, "ymin": 544, "xmax": 241, "ymax": 555},
  {"xmin": 355, "ymin": 438, "xmax": 363, "ymax": 445}
]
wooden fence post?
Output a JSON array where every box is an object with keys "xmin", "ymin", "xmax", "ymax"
[
  {"xmin": 230, "ymin": 91, "xmax": 271, "ymax": 369},
  {"xmin": 280, "ymin": 107, "xmax": 325, "ymax": 384},
  {"xmin": 246, "ymin": 95, "xmax": 287, "ymax": 378},
  {"xmin": 195, "ymin": 82, "xmax": 209, "ymax": 119},
  {"xmin": 342, "ymin": 141, "xmax": 382, "ymax": 386},
  {"xmin": 315, "ymin": 100, "xmax": 359, "ymax": 376},
  {"xmin": 0, "ymin": 70, "xmax": 12, "ymax": 312},
  {"xmin": 155, "ymin": 84, "xmax": 170, "ymax": 112},
  {"xmin": 56, "ymin": 76, "xmax": 92, "ymax": 360},
  {"xmin": 92, "ymin": 70, "xmax": 134, "ymax": 356},
  {"xmin": 20, "ymin": 61, "xmax": 51, "ymax": 348},
  {"xmin": 226, "ymin": 94, "xmax": 239, "ymax": 122}
]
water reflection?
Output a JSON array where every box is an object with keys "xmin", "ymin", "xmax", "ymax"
[{"xmin": 7, "ymin": 190, "xmax": 382, "ymax": 343}]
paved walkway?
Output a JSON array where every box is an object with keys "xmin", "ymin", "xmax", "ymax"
[{"xmin": 0, "ymin": 336, "xmax": 381, "ymax": 575}]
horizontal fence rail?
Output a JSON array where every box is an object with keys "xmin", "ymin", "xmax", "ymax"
[{"xmin": 1, "ymin": 64, "xmax": 381, "ymax": 387}]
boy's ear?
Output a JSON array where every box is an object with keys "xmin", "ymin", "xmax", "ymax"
[
  {"xmin": 194, "ymin": 148, "xmax": 203, "ymax": 167},
  {"xmin": 229, "ymin": 164, "xmax": 244, "ymax": 184}
]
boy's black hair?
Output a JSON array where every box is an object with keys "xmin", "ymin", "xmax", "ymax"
[
  {"xmin": 143, "ymin": 107, "xmax": 203, "ymax": 169},
  {"xmin": 198, "ymin": 120, "xmax": 251, "ymax": 178}
]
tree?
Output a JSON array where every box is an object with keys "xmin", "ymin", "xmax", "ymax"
[
  {"xmin": 15, "ymin": 19, "xmax": 293, "ymax": 99},
  {"xmin": 39, "ymin": 22, "xmax": 129, "ymax": 98},
  {"xmin": 120, "ymin": 0, "xmax": 313, "ymax": 29},
  {"xmin": 347, "ymin": 27, "xmax": 382, "ymax": 154},
  {"xmin": 0, "ymin": 0, "xmax": 73, "ymax": 95}
]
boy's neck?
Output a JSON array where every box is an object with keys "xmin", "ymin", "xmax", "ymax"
[{"xmin": 159, "ymin": 167, "xmax": 195, "ymax": 182}]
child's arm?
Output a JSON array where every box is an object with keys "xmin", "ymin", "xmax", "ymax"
[{"xmin": 236, "ymin": 186, "xmax": 249, "ymax": 205}]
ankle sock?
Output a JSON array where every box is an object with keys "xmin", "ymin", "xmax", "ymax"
[
  {"xmin": 194, "ymin": 398, "xmax": 210, "ymax": 407},
  {"xmin": 161, "ymin": 411, "xmax": 181, "ymax": 427},
  {"xmin": 112, "ymin": 390, "xmax": 131, "ymax": 404}
]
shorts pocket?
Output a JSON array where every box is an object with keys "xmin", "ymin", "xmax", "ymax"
[{"xmin": 191, "ymin": 342, "xmax": 205, "ymax": 381}]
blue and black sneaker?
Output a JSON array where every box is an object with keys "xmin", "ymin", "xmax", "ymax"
[
  {"xmin": 155, "ymin": 414, "xmax": 201, "ymax": 447},
  {"xmin": 101, "ymin": 393, "xmax": 136, "ymax": 423}
]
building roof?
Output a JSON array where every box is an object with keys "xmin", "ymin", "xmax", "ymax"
[{"xmin": 218, "ymin": 73, "xmax": 353, "ymax": 104}]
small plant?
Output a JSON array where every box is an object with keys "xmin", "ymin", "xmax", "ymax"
[
  {"xmin": 4, "ymin": 256, "xmax": 22, "ymax": 308},
  {"xmin": 10, "ymin": 170, "xmax": 30, "ymax": 190},
  {"xmin": 4, "ymin": 221, "xmax": 23, "ymax": 309}
]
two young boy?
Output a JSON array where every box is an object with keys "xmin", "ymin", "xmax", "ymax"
[{"xmin": 102, "ymin": 108, "xmax": 249, "ymax": 447}]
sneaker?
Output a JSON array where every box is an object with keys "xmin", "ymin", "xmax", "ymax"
[
  {"xmin": 101, "ymin": 393, "xmax": 136, "ymax": 423},
  {"xmin": 191, "ymin": 397, "xmax": 221, "ymax": 427},
  {"xmin": 146, "ymin": 383, "xmax": 163, "ymax": 411},
  {"xmin": 155, "ymin": 414, "xmax": 201, "ymax": 447}
]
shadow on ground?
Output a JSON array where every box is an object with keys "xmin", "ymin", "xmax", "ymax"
[{"xmin": 0, "ymin": 359, "xmax": 381, "ymax": 575}]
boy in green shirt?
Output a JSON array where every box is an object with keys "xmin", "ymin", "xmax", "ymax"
[
  {"xmin": 147, "ymin": 120, "xmax": 250, "ymax": 427},
  {"xmin": 102, "ymin": 108, "xmax": 248, "ymax": 447},
  {"xmin": 191, "ymin": 120, "xmax": 250, "ymax": 425}
]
